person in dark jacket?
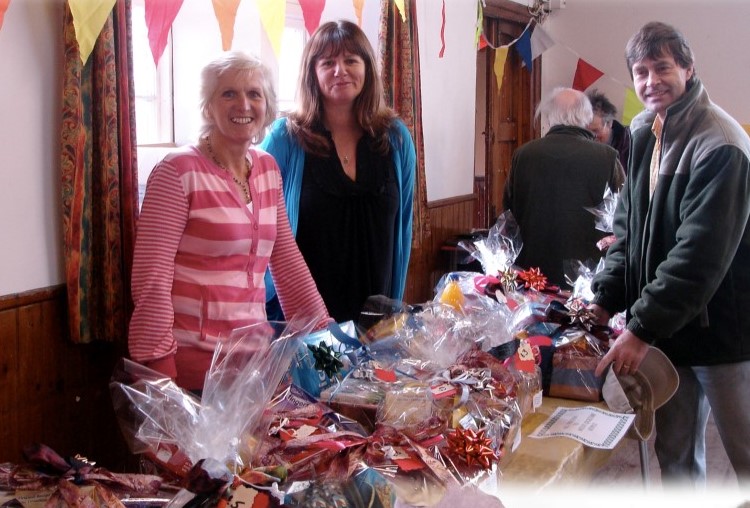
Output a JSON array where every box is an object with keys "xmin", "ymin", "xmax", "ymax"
[
  {"xmin": 591, "ymin": 21, "xmax": 750, "ymax": 488},
  {"xmin": 502, "ymin": 87, "xmax": 624, "ymax": 287},
  {"xmin": 587, "ymin": 89, "xmax": 632, "ymax": 172}
]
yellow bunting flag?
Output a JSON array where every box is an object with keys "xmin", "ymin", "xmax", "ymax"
[
  {"xmin": 743, "ymin": 125, "xmax": 750, "ymax": 138},
  {"xmin": 622, "ymin": 88, "xmax": 644, "ymax": 126},
  {"xmin": 353, "ymin": 0, "xmax": 364, "ymax": 26},
  {"xmin": 257, "ymin": 0, "xmax": 285, "ymax": 58},
  {"xmin": 493, "ymin": 46, "xmax": 509, "ymax": 92},
  {"xmin": 68, "ymin": 0, "xmax": 117, "ymax": 64},
  {"xmin": 211, "ymin": 0, "xmax": 240, "ymax": 51},
  {"xmin": 394, "ymin": 0, "xmax": 406, "ymax": 22},
  {"xmin": 0, "ymin": 0, "xmax": 10, "ymax": 31}
]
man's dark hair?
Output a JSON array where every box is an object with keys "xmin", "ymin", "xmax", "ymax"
[
  {"xmin": 625, "ymin": 21, "xmax": 696, "ymax": 83},
  {"xmin": 587, "ymin": 89, "xmax": 617, "ymax": 123}
]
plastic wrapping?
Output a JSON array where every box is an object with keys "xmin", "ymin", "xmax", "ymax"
[
  {"xmin": 458, "ymin": 211, "xmax": 522, "ymax": 277},
  {"xmin": 110, "ymin": 319, "xmax": 316, "ymax": 479},
  {"xmin": 548, "ymin": 328, "xmax": 609, "ymax": 402},
  {"xmin": 287, "ymin": 321, "xmax": 361, "ymax": 398},
  {"xmin": 584, "ymin": 186, "xmax": 619, "ymax": 234}
]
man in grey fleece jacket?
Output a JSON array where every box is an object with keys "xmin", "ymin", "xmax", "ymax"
[{"xmin": 590, "ymin": 21, "xmax": 750, "ymax": 488}]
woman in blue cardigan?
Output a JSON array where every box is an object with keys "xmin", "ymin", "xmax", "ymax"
[{"xmin": 261, "ymin": 20, "xmax": 415, "ymax": 324}]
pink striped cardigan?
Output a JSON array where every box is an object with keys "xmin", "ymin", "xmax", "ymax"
[{"xmin": 129, "ymin": 145, "xmax": 329, "ymax": 389}]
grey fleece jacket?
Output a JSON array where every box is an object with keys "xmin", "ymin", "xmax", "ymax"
[{"xmin": 591, "ymin": 78, "xmax": 750, "ymax": 366}]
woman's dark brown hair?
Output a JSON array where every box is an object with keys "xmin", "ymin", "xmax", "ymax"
[{"xmin": 287, "ymin": 20, "xmax": 396, "ymax": 157}]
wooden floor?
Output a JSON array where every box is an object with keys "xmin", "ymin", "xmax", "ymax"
[{"xmin": 590, "ymin": 413, "xmax": 737, "ymax": 488}]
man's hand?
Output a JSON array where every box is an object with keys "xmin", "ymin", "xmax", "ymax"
[{"xmin": 595, "ymin": 329, "xmax": 650, "ymax": 377}]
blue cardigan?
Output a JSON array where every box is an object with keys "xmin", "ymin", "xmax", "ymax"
[{"xmin": 260, "ymin": 117, "xmax": 416, "ymax": 307}]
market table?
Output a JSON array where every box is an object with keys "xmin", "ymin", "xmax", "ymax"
[{"xmin": 498, "ymin": 396, "xmax": 622, "ymax": 490}]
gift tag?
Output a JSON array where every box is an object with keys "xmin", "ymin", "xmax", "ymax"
[
  {"xmin": 515, "ymin": 341, "xmax": 536, "ymax": 373},
  {"xmin": 229, "ymin": 484, "xmax": 259, "ymax": 508},
  {"xmin": 374, "ymin": 367, "xmax": 398, "ymax": 382},
  {"xmin": 431, "ymin": 382, "xmax": 458, "ymax": 400},
  {"xmin": 389, "ymin": 446, "xmax": 424, "ymax": 472}
]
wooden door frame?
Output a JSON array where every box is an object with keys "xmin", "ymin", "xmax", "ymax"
[{"xmin": 476, "ymin": 1, "xmax": 542, "ymax": 228}]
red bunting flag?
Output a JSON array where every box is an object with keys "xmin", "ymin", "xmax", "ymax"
[
  {"xmin": 572, "ymin": 58, "xmax": 604, "ymax": 91},
  {"xmin": 298, "ymin": 0, "xmax": 324, "ymax": 36},
  {"xmin": 0, "ymin": 0, "xmax": 10, "ymax": 30},
  {"xmin": 439, "ymin": 0, "xmax": 446, "ymax": 58},
  {"xmin": 477, "ymin": 33, "xmax": 488, "ymax": 51},
  {"xmin": 145, "ymin": 0, "xmax": 184, "ymax": 67}
]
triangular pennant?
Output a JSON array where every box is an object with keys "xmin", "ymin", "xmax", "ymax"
[
  {"xmin": 572, "ymin": 58, "xmax": 604, "ymax": 91},
  {"xmin": 257, "ymin": 0, "xmax": 285, "ymax": 58},
  {"xmin": 211, "ymin": 0, "xmax": 240, "ymax": 51},
  {"xmin": 353, "ymin": 0, "xmax": 364, "ymax": 26},
  {"xmin": 477, "ymin": 33, "xmax": 488, "ymax": 51},
  {"xmin": 474, "ymin": 0, "xmax": 483, "ymax": 48},
  {"xmin": 145, "ymin": 0, "xmax": 184, "ymax": 67},
  {"xmin": 494, "ymin": 46, "xmax": 509, "ymax": 92},
  {"xmin": 68, "ymin": 0, "xmax": 117, "ymax": 64},
  {"xmin": 395, "ymin": 0, "xmax": 406, "ymax": 22},
  {"xmin": 298, "ymin": 0, "xmax": 324, "ymax": 36},
  {"xmin": 622, "ymin": 88, "xmax": 644, "ymax": 126},
  {"xmin": 439, "ymin": 0, "xmax": 446, "ymax": 58},
  {"xmin": 0, "ymin": 0, "xmax": 11, "ymax": 30},
  {"xmin": 530, "ymin": 24, "xmax": 555, "ymax": 60},
  {"xmin": 514, "ymin": 26, "xmax": 532, "ymax": 70}
]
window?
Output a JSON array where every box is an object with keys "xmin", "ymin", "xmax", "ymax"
[
  {"xmin": 131, "ymin": 0, "xmax": 174, "ymax": 146},
  {"xmin": 131, "ymin": 1, "xmax": 307, "ymax": 206}
]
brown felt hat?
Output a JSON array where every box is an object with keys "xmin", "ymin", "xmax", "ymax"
[{"xmin": 602, "ymin": 346, "xmax": 679, "ymax": 441}]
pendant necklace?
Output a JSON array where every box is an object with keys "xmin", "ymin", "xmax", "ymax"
[{"xmin": 205, "ymin": 135, "xmax": 252, "ymax": 204}]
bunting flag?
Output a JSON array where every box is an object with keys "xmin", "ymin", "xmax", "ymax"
[
  {"xmin": 298, "ymin": 0, "xmax": 324, "ymax": 36},
  {"xmin": 0, "ymin": 0, "xmax": 10, "ymax": 31},
  {"xmin": 68, "ymin": 0, "xmax": 117, "ymax": 64},
  {"xmin": 394, "ymin": 0, "xmax": 406, "ymax": 22},
  {"xmin": 353, "ymin": 0, "xmax": 364, "ymax": 26},
  {"xmin": 622, "ymin": 88, "xmax": 644, "ymax": 126},
  {"xmin": 145, "ymin": 0, "xmax": 184, "ymax": 67},
  {"xmin": 211, "ymin": 0, "xmax": 240, "ymax": 51},
  {"xmin": 474, "ymin": 0, "xmax": 483, "ymax": 48},
  {"xmin": 477, "ymin": 33, "xmax": 488, "ymax": 51},
  {"xmin": 257, "ymin": 0, "xmax": 285, "ymax": 57},
  {"xmin": 493, "ymin": 46, "xmax": 509, "ymax": 91},
  {"xmin": 572, "ymin": 58, "xmax": 603, "ymax": 91},
  {"xmin": 530, "ymin": 24, "xmax": 555, "ymax": 60},
  {"xmin": 439, "ymin": 0, "xmax": 445, "ymax": 58},
  {"xmin": 514, "ymin": 25, "xmax": 532, "ymax": 70}
]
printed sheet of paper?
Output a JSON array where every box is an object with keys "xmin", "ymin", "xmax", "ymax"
[{"xmin": 529, "ymin": 405, "xmax": 635, "ymax": 449}]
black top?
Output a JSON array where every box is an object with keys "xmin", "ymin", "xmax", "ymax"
[{"xmin": 295, "ymin": 130, "xmax": 398, "ymax": 323}]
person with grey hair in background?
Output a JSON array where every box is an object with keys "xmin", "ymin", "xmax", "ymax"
[
  {"xmin": 587, "ymin": 89, "xmax": 632, "ymax": 172},
  {"xmin": 591, "ymin": 21, "xmax": 750, "ymax": 489},
  {"xmin": 502, "ymin": 87, "xmax": 624, "ymax": 286}
]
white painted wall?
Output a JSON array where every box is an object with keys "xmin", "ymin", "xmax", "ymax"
[
  {"xmin": 0, "ymin": 0, "xmax": 64, "ymax": 296},
  {"xmin": 2, "ymin": 0, "xmax": 748, "ymax": 296}
]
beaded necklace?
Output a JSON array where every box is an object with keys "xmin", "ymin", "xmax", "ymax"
[{"xmin": 205, "ymin": 135, "xmax": 252, "ymax": 204}]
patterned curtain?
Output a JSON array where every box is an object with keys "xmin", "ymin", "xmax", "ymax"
[
  {"xmin": 60, "ymin": 0, "xmax": 139, "ymax": 344},
  {"xmin": 379, "ymin": 0, "xmax": 430, "ymax": 248}
]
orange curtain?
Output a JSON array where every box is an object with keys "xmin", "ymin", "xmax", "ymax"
[
  {"xmin": 60, "ymin": 0, "xmax": 139, "ymax": 344},
  {"xmin": 379, "ymin": 0, "xmax": 430, "ymax": 248}
]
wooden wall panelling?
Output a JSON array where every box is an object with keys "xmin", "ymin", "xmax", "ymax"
[
  {"xmin": 0, "ymin": 287, "xmax": 134, "ymax": 470},
  {"xmin": 0, "ymin": 308, "xmax": 19, "ymax": 460},
  {"xmin": 403, "ymin": 196, "xmax": 476, "ymax": 305}
]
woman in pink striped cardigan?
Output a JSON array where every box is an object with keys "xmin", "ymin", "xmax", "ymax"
[{"xmin": 128, "ymin": 52, "xmax": 330, "ymax": 391}]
